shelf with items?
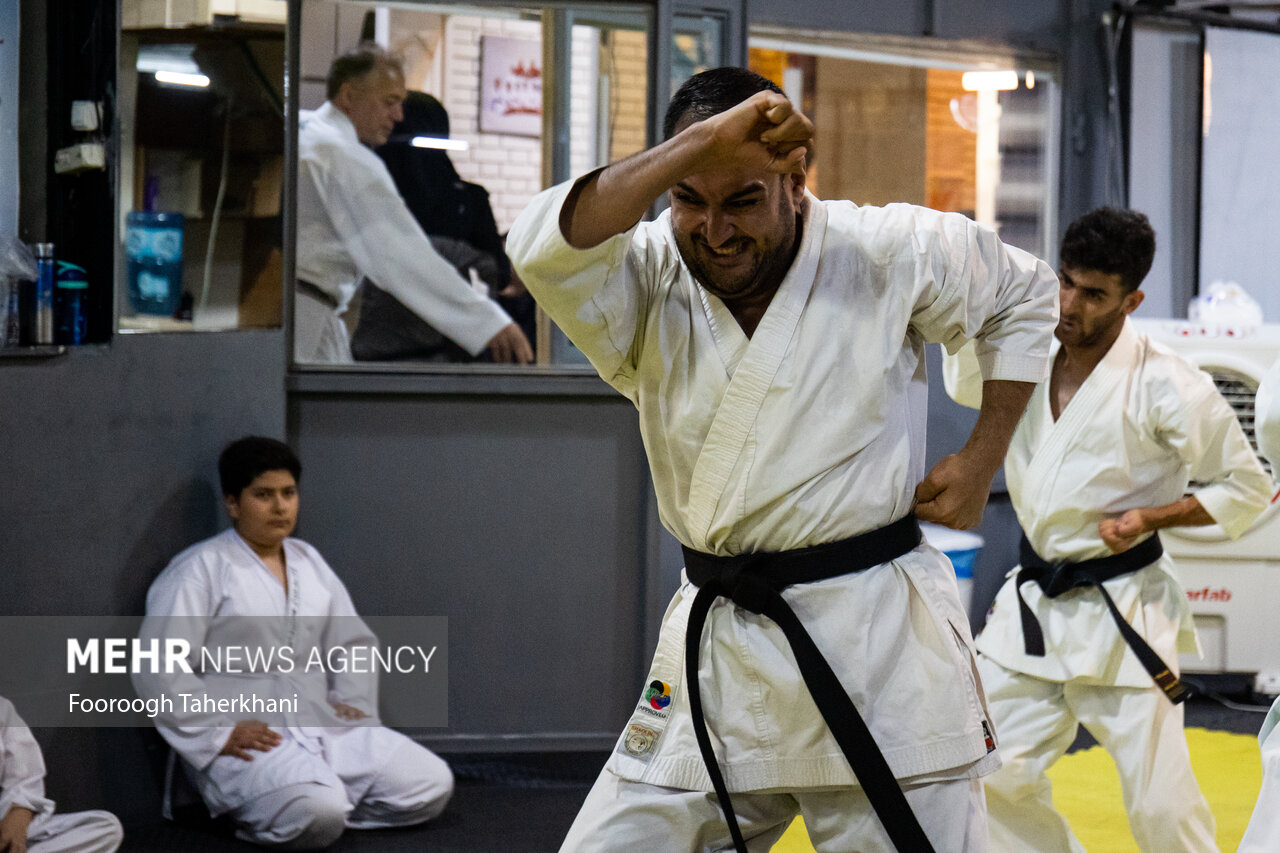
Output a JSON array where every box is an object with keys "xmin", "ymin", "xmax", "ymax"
[{"xmin": 119, "ymin": 23, "xmax": 284, "ymax": 333}]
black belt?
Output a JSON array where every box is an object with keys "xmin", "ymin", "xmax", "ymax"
[
  {"xmin": 297, "ymin": 279, "xmax": 339, "ymax": 309},
  {"xmin": 1016, "ymin": 533, "xmax": 1189, "ymax": 703},
  {"xmin": 681, "ymin": 514, "xmax": 934, "ymax": 853}
]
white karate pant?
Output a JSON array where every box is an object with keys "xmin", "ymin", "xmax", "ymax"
[
  {"xmin": 559, "ymin": 767, "xmax": 988, "ymax": 853},
  {"xmin": 978, "ymin": 657, "xmax": 1216, "ymax": 853},
  {"xmin": 26, "ymin": 809, "xmax": 123, "ymax": 853},
  {"xmin": 225, "ymin": 728, "xmax": 453, "ymax": 851},
  {"xmin": 1239, "ymin": 694, "xmax": 1280, "ymax": 853}
]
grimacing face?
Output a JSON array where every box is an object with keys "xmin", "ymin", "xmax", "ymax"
[
  {"xmin": 225, "ymin": 469, "xmax": 299, "ymax": 552},
  {"xmin": 335, "ymin": 68, "xmax": 407, "ymax": 147},
  {"xmin": 669, "ymin": 165, "xmax": 806, "ymax": 304},
  {"xmin": 1055, "ymin": 263, "xmax": 1143, "ymax": 349}
]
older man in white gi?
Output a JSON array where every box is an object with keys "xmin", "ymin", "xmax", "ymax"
[
  {"xmin": 0, "ymin": 696, "xmax": 123, "ymax": 853},
  {"xmin": 1240, "ymin": 355, "xmax": 1280, "ymax": 853},
  {"xmin": 946, "ymin": 207, "xmax": 1273, "ymax": 852},
  {"xmin": 295, "ymin": 45, "xmax": 531, "ymax": 365},
  {"xmin": 508, "ymin": 67, "xmax": 1058, "ymax": 852},
  {"xmin": 133, "ymin": 437, "xmax": 453, "ymax": 850}
]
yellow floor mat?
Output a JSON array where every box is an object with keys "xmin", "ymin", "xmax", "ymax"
[{"xmin": 770, "ymin": 728, "xmax": 1261, "ymax": 852}]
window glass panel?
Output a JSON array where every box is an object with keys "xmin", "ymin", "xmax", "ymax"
[
  {"xmin": 294, "ymin": 1, "xmax": 649, "ymax": 369},
  {"xmin": 119, "ymin": 13, "xmax": 286, "ymax": 334},
  {"xmin": 748, "ymin": 32, "xmax": 1058, "ymax": 260}
]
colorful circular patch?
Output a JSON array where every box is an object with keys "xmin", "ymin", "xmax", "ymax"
[{"xmin": 644, "ymin": 679, "xmax": 671, "ymax": 710}]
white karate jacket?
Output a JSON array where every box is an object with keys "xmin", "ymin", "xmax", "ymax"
[
  {"xmin": 509, "ymin": 178, "xmax": 1059, "ymax": 791},
  {"xmin": 297, "ymin": 102, "xmax": 510, "ymax": 356},
  {"xmin": 948, "ymin": 320, "xmax": 1273, "ymax": 685}
]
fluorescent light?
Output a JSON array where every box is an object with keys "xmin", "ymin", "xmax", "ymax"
[
  {"xmin": 155, "ymin": 70, "xmax": 210, "ymax": 88},
  {"xmin": 1025, "ymin": 70, "xmax": 1036, "ymax": 90},
  {"xmin": 411, "ymin": 136, "xmax": 469, "ymax": 151},
  {"xmin": 961, "ymin": 70, "xmax": 1018, "ymax": 92}
]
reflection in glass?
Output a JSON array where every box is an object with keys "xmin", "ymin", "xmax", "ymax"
[{"xmin": 295, "ymin": 2, "xmax": 651, "ymax": 368}]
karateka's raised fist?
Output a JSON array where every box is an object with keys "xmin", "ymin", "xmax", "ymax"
[
  {"xmin": 219, "ymin": 720, "xmax": 282, "ymax": 761},
  {"xmin": 702, "ymin": 91, "xmax": 814, "ymax": 176}
]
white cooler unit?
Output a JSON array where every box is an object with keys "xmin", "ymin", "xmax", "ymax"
[{"xmin": 1132, "ymin": 319, "xmax": 1280, "ymax": 692}]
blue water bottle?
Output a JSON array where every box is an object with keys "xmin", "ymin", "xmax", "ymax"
[
  {"xmin": 33, "ymin": 242, "xmax": 55, "ymax": 344},
  {"xmin": 125, "ymin": 211, "xmax": 185, "ymax": 316},
  {"xmin": 55, "ymin": 261, "xmax": 89, "ymax": 345}
]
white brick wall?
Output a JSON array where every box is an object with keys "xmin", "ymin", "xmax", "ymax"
[{"xmin": 386, "ymin": 11, "xmax": 613, "ymax": 232}]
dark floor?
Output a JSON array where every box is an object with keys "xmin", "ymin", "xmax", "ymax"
[
  {"xmin": 118, "ymin": 685, "xmax": 1274, "ymax": 852},
  {"xmin": 119, "ymin": 752, "xmax": 606, "ymax": 852}
]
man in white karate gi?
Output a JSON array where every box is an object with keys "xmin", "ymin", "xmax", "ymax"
[
  {"xmin": 1240, "ymin": 355, "xmax": 1280, "ymax": 853},
  {"xmin": 0, "ymin": 696, "xmax": 122, "ymax": 853},
  {"xmin": 133, "ymin": 437, "xmax": 453, "ymax": 850},
  {"xmin": 295, "ymin": 45, "xmax": 532, "ymax": 365},
  {"xmin": 507, "ymin": 67, "xmax": 1059, "ymax": 852},
  {"xmin": 946, "ymin": 207, "xmax": 1273, "ymax": 852}
]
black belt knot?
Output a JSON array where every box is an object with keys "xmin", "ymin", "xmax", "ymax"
[
  {"xmin": 679, "ymin": 514, "xmax": 935, "ymax": 853},
  {"xmin": 1016, "ymin": 532, "xmax": 1189, "ymax": 704},
  {"xmin": 700, "ymin": 564, "xmax": 774, "ymax": 615}
]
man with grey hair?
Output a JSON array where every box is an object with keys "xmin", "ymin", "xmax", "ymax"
[{"xmin": 295, "ymin": 45, "xmax": 532, "ymax": 364}]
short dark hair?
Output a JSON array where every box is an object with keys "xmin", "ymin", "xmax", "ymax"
[
  {"xmin": 1059, "ymin": 207, "xmax": 1156, "ymax": 293},
  {"xmin": 219, "ymin": 437, "xmax": 301, "ymax": 498},
  {"xmin": 663, "ymin": 67, "xmax": 784, "ymax": 140},
  {"xmin": 326, "ymin": 44, "xmax": 403, "ymax": 100}
]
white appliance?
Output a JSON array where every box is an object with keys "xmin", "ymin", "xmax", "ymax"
[{"xmin": 1132, "ymin": 318, "xmax": 1280, "ymax": 692}]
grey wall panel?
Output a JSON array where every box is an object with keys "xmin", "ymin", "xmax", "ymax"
[
  {"xmin": 0, "ymin": 330, "xmax": 285, "ymax": 821},
  {"xmin": 289, "ymin": 392, "xmax": 656, "ymax": 749},
  {"xmin": 0, "ymin": 331, "xmax": 286, "ymax": 614},
  {"xmin": 747, "ymin": 0, "xmax": 928, "ymax": 37}
]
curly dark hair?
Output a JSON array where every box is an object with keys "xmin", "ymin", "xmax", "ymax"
[
  {"xmin": 1059, "ymin": 207, "xmax": 1156, "ymax": 293},
  {"xmin": 219, "ymin": 436, "xmax": 301, "ymax": 498},
  {"xmin": 663, "ymin": 67, "xmax": 784, "ymax": 140}
]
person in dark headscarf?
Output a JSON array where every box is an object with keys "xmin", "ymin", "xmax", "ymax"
[{"xmin": 351, "ymin": 91, "xmax": 535, "ymax": 361}]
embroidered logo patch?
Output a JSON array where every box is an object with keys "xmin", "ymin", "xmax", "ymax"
[
  {"xmin": 644, "ymin": 680, "xmax": 671, "ymax": 710},
  {"xmin": 624, "ymin": 723, "xmax": 659, "ymax": 756}
]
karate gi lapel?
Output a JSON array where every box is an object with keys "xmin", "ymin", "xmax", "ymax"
[
  {"xmin": 1022, "ymin": 319, "xmax": 1138, "ymax": 508},
  {"xmin": 684, "ymin": 197, "xmax": 827, "ymax": 552}
]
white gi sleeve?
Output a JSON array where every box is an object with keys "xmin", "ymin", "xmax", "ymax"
[
  {"xmin": 1150, "ymin": 364, "xmax": 1273, "ymax": 539},
  {"xmin": 310, "ymin": 550, "xmax": 379, "ymax": 715},
  {"xmin": 132, "ymin": 560, "xmax": 232, "ymax": 771},
  {"xmin": 894, "ymin": 205, "xmax": 1058, "ymax": 384},
  {"xmin": 940, "ymin": 339, "xmax": 984, "ymax": 410},
  {"xmin": 1256, "ymin": 356, "xmax": 1280, "ymax": 471},
  {"xmin": 303, "ymin": 139, "xmax": 512, "ymax": 355},
  {"xmin": 507, "ymin": 174, "xmax": 665, "ymax": 391},
  {"xmin": 0, "ymin": 698, "xmax": 55, "ymax": 821}
]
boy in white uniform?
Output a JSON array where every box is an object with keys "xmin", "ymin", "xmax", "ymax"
[
  {"xmin": 946, "ymin": 208, "xmax": 1272, "ymax": 852},
  {"xmin": 133, "ymin": 437, "xmax": 453, "ymax": 850},
  {"xmin": 0, "ymin": 696, "xmax": 122, "ymax": 853},
  {"xmin": 509, "ymin": 67, "xmax": 1059, "ymax": 852}
]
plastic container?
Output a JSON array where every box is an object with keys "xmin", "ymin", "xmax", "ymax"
[
  {"xmin": 920, "ymin": 521, "xmax": 984, "ymax": 614},
  {"xmin": 125, "ymin": 211, "xmax": 184, "ymax": 316},
  {"xmin": 33, "ymin": 242, "xmax": 55, "ymax": 344},
  {"xmin": 55, "ymin": 261, "xmax": 89, "ymax": 345}
]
